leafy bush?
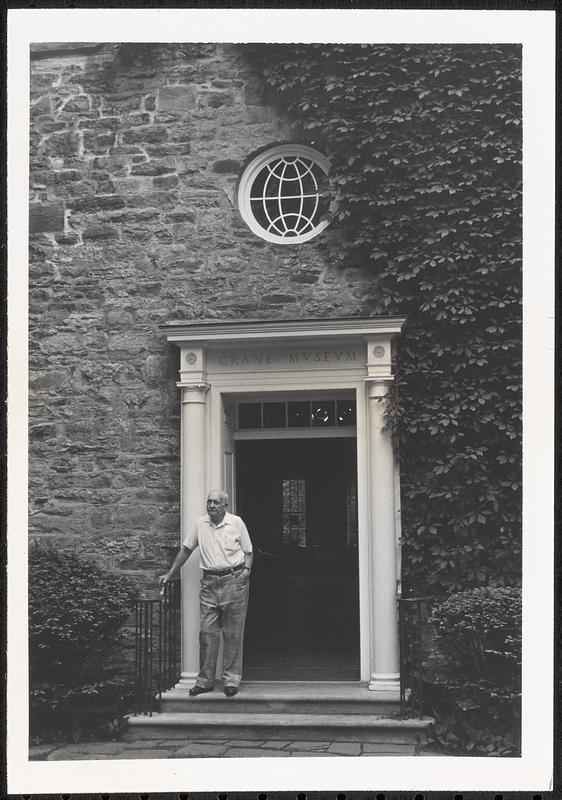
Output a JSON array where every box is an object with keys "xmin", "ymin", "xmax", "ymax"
[
  {"xmin": 30, "ymin": 681, "xmax": 133, "ymax": 744},
  {"xmin": 243, "ymin": 44, "xmax": 522, "ymax": 595},
  {"xmin": 427, "ymin": 586, "xmax": 521, "ymax": 755},
  {"xmin": 29, "ymin": 543, "xmax": 136, "ymax": 741},
  {"xmin": 431, "ymin": 586, "xmax": 521, "ymax": 682}
]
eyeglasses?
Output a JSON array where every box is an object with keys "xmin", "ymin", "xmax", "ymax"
[{"xmin": 207, "ymin": 500, "xmax": 225, "ymax": 506}]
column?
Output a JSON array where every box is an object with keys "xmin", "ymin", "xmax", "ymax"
[
  {"xmin": 178, "ymin": 381, "xmax": 209, "ymax": 681},
  {"xmin": 367, "ymin": 378, "xmax": 400, "ymax": 692}
]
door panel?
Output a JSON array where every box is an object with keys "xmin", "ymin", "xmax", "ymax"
[{"xmin": 236, "ymin": 438, "xmax": 359, "ymax": 680}]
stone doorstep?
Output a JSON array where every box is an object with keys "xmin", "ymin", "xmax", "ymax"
[
  {"xmin": 125, "ymin": 712, "xmax": 433, "ymax": 744},
  {"xmin": 168, "ymin": 680, "xmax": 401, "ymax": 703},
  {"xmin": 127, "ymin": 711, "xmax": 432, "ymax": 731},
  {"xmin": 162, "ymin": 698, "xmax": 399, "ymax": 716},
  {"xmin": 160, "ymin": 681, "xmax": 401, "ymax": 717}
]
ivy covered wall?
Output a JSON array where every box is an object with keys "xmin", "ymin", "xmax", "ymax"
[{"xmin": 244, "ymin": 44, "xmax": 522, "ymax": 594}]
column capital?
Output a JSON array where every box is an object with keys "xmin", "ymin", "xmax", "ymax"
[
  {"xmin": 178, "ymin": 382, "xmax": 210, "ymax": 403},
  {"xmin": 366, "ymin": 376, "xmax": 394, "ymax": 399}
]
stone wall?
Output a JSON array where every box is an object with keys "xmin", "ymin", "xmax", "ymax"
[{"xmin": 28, "ymin": 43, "xmax": 376, "ymax": 592}]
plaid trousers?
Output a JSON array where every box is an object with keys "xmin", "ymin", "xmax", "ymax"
[{"xmin": 196, "ymin": 569, "xmax": 250, "ymax": 688}]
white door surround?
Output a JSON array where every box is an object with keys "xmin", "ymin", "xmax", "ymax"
[{"xmin": 163, "ymin": 316, "xmax": 405, "ymax": 693}]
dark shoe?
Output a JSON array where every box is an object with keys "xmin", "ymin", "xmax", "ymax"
[
  {"xmin": 189, "ymin": 686, "xmax": 214, "ymax": 697},
  {"xmin": 224, "ymin": 686, "xmax": 238, "ymax": 697}
]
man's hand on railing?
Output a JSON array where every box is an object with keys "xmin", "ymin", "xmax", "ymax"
[
  {"xmin": 158, "ymin": 574, "xmax": 170, "ymax": 596},
  {"xmin": 158, "ymin": 545, "xmax": 191, "ymax": 596}
]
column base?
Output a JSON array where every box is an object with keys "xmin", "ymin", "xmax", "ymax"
[
  {"xmin": 368, "ymin": 673, "xmax": 400, "ymax": 692},
  {"xmin": 178, "ymin": 672, "xmax": 198, "ymax": 685}
]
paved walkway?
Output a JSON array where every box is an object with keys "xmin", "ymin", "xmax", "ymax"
[{"xmin": 30, "ymin": 737, "xmax": 441, "ymax": 760}]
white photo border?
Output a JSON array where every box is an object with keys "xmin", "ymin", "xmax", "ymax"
[{"xmin": 7, "ymin": 7, "xmax": 555, "ymax": 794}]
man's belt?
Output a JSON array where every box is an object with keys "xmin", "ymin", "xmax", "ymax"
[{"xmin": 203, "ymin": 563, "xmax": 245, "ymax": 577}]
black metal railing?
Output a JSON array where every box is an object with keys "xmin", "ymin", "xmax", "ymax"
[
  {"xmin": 398, "ymin": 595, "xmax": 425, "ymax": 718},
  {"xmin": 133, "ymin": 580, "xmax": 181, "ymax": 716}
]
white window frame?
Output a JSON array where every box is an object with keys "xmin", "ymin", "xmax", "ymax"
[{"xmin": 237, "ymin": 144, "xmax": 331, "ymax": 245}]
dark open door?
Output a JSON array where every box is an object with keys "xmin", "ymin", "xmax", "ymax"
[{"xmin": 236, "ymin": 438, "xmax": 359, "ymax": 680}]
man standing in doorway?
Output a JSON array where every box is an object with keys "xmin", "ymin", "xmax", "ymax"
[{"xmin": 159, "ymin": 489, "xmax": 253, "ymax": 697}]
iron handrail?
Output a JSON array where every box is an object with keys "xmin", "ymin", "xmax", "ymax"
[
  {"xmin": 133, "ymin": 579, "xmax": 181, "ymax": 716},
  {"xmin": 398, "ymin": 595, "xmax": 425, "ymax": 718},
  {"xmin": 134, "ymin": 583, "xmax": 423, "ymax": 717}
]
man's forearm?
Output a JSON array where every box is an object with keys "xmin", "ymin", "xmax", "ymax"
[
  {"xmin": 166, "ymin": 547, "xmax": 191, "ymax": 580},
  {"xmin": 244, "ymin": 552, "xmax": 253, "ymax": 570}
]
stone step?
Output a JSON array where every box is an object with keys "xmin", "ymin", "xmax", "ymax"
[
  {"xmin": 161, "ymin": 681, "xmax": 400, "ymax": 716},
  {"xmin": 126, "ymin": 711, "xmax": 433, "ymax": 744}
]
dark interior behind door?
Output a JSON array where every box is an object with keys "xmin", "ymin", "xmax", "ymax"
[{"xmin": 236, "ymin": 438, "xmax": 359, "ymax": 680}]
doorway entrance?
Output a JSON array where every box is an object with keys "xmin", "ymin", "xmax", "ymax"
[{"xmin": 236, "ymin": 437, "xmax": 360, "ymax": 680}]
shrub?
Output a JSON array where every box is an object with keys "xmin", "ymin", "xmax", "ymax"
[
  {"xmin": 29, "ymin": 543, "xmax": 136, "ymax": 741},
  {"xmin": 427, "ymin": 586, "xmax": 521, "ymax": 755}
]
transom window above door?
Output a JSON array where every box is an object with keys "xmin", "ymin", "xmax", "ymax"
[{"xmin": 237, "ymin": 399, "xmax": 356, "ymax": 430}]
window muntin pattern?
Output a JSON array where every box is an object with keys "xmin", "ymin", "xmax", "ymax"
[
  {"xmin": 237, "ymin": 399, "xmax": 356, "ymax": 430},
  {"xmin": 282, "ymin": 479, "xmax": 307, "ymax": 548},
  {"xmin": 280, "ymin": 478, "xmax": 358, "ymax": 551},
  {"xmin": 250, "ymin": 156, "xmax": 326, "ymax": 239},
  {"xmin": 238, "ymin": 145, "xmax": 331, "ymax": 244}
]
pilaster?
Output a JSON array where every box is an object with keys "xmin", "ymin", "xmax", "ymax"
[
  {"xmin": 177, "ymin": 346, "xmax": 209, "ymax": 680},
  {"xmin": 366, "ymin": 336, "xmax": 400, "ymax": 692}
]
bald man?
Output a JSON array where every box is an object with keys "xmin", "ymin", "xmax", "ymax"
[{"xmin": 159, "ymin": 489, "xmax": 253, "ymax": 697}]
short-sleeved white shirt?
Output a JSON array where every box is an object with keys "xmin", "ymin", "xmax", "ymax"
[{"xmin": 182, "ymin": 512, "xmax": 253, "ymax": 571}]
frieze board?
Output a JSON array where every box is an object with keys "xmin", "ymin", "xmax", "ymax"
[{"xmin": 207, "ymin": 344, "xmax": 365, "ymax": 373}]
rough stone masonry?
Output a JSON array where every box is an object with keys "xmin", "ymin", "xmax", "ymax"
[{"xmin": 28, "ymin": 43, "xmax": 377, "ymax": 605}]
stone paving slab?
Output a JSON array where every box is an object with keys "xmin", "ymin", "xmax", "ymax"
[
  {"xmin": 327, "ymin": 742, "xmax": 362, "ymax": 756},
  {"xmin": 286, "ymin": 740, "xmax": 331, "ymax": 751},
  {"xmin": 223, "ymin": 747, "xmax": 291, "ymax": 757},
  {"xmin": 54, "ymin": 742, "xmax": 129, "ymax": 754},
  {"xmin": 31, "ymin": 736, "xmax": 434, "ymax": 760},
  {"xmin": 261, "ymin": 740, "xmax": 293, "ymax": 749},
  {"xmin": 173, "ymin": 743, "xmax": 229, "ymax": 758},
  {"xmin": 360, "ymin": 748, "xmax": 416, "ymax": 758},
  {"xmin": 46, "ymin": 751, "xmax": 113, "ymax": 761},
  {"xmin": 123, "ymin": 739, "xmax": 170, "ymax": 748},
  {"xmin": 29, "ymin": 743, "xmax": 61, "ymax": 760},
  {"xmin": 363, "ymin": 742, "xmax": 416, "ymax": 754},
  {"xmin": 151, "ymin": 738, "xmax": 202, "ymax": 748},
  {"xmin": 107, "ymin": 749, "xmax": 174, "ymax": 759},
  {"xmin": 221, "ymin": 739, "xmax": 267, "ymax": 747}
]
